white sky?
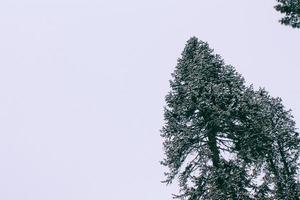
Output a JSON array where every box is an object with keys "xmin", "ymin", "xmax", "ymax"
[{"xmin": 0, "ymin": 0, "xmax": 299, "ymax": 199}]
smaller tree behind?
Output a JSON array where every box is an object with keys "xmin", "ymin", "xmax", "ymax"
[{"xmin": 255, "ymin": 90, "xmax": 300, "ymax": 200}]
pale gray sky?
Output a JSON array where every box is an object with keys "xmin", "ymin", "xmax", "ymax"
[{"xmin": 0, "ymin": 0, "xmax": 299, "ymax": 199}]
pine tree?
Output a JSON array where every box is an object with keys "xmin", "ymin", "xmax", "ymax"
[
  {"xmin": 254, "ymin": 90, "xmax": 300, "ymax": 200},
  {"xmin": 161, "ymin": 37, "xmax": 252, "ymax": 199},
  {"xmin": 234, "ymin": 88, "xmax": 300, "ymax": 199},
  {"xmin": 275, "ymin": 0, "xmax": 300, "ymax": 28},
  {"xmin": 161, "ymin": 37, "xmax": 300, "ymax": 199}
]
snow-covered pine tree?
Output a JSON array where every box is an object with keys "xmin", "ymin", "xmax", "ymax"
[
  {"xmin": 254, "ymin": 90, "xmax": 300, "ymax": 200},
  {"xmin": 275, "ymin": 0, "xmax": 300, "ymax": 28},
  {"xmin": 233, "ymin": 88, "xmax": 300, "ymax": 199},
  {"xmin": 161, "ymin": 37, "xmax": 252, "ymax": 200},
  {"xmin": 161, "ymin": 37, "xmax": 300, "ymax": 199}
]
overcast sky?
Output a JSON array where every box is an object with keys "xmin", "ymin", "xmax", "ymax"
[{"xmin": 0, "ymin": 0, "xmax": 299, "ymax": 199}]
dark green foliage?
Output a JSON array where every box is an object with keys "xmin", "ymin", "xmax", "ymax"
[
  {"xmin": 161, "ymin": 37, "xmax": 300, "ymax": 199},
  {"xmin": 275, "ymin": 0, "xmax": 300, "ymax": 28},
  {"xmin": 161, "ymin": 37, "xmax": 252, "ymax": 199},
  {"xmin": 254, "ymin": 90, "xmax": 300, "ymax": 199}
]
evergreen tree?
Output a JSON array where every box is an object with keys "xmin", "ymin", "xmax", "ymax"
[
  {"xmin": 161, "ymin": 37, "xmax": 300, "ymax": 199},
  {"xmin": 254, "ymin": 90, "xmax": 300, "ymax": 200},
  {"xmin": 161, "ymin": 37, "xmax": 252, "ymax": 199},
  {"xmin": 235, "ymin": 89, "xmax": 300, "ymax": 199},
  {"xmin": 275, "ymin": 0, "xmax": 300, "ymax": 28}
]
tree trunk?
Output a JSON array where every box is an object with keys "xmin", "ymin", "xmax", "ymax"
[{"xmin": 207, "ymin": 127, "xmax": 238, "ymax": 200}]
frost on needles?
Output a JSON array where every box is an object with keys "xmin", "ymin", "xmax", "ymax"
[
  {"xmin": 161, "ymin": 37, "xmax": 300, "ymax": 200},
  {"xmin": 275, "ymin": 0, "xmax": 300, "ymax": 28}
]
